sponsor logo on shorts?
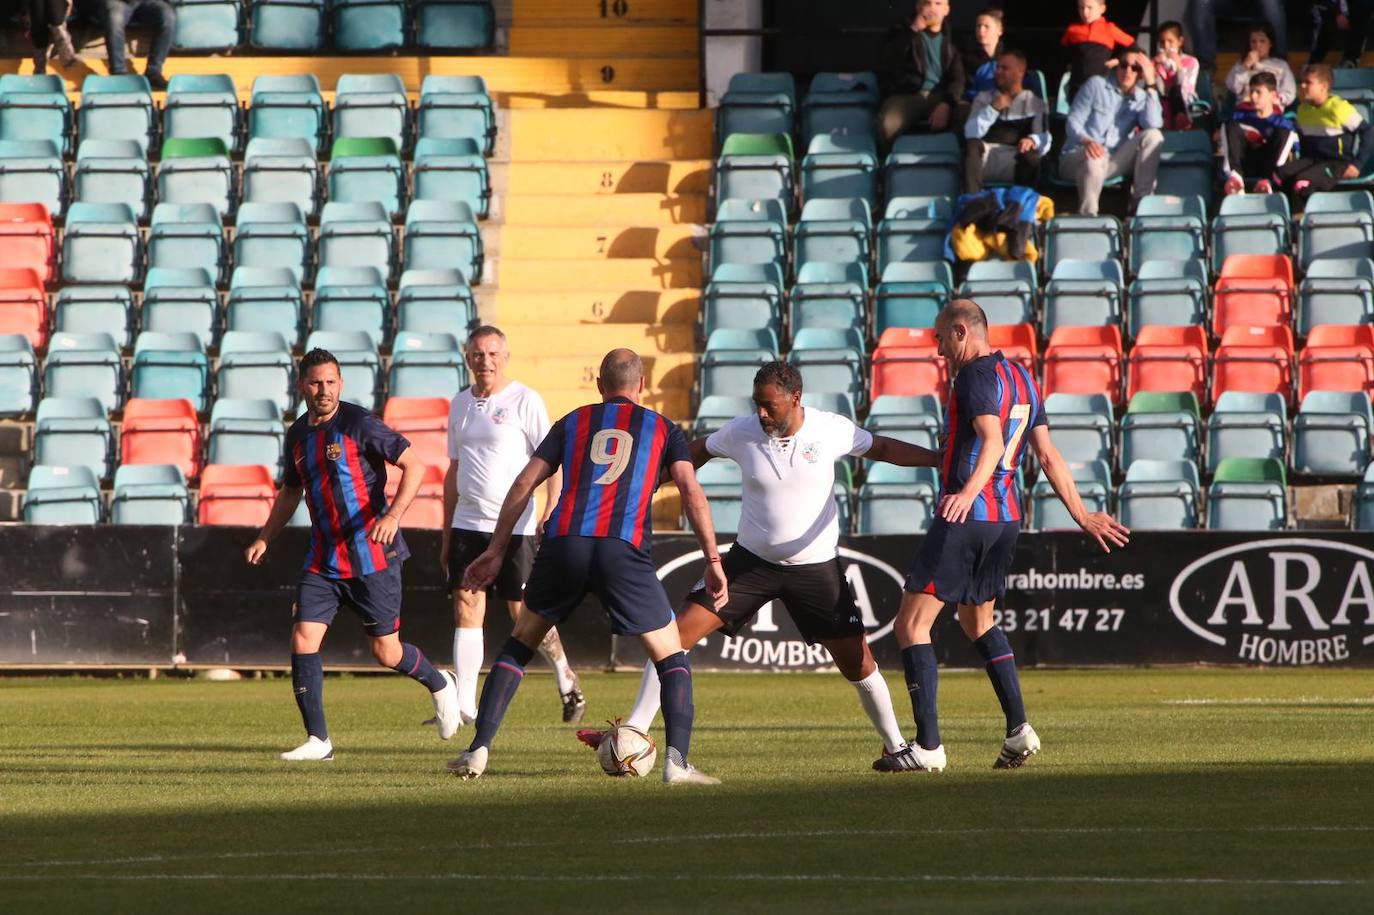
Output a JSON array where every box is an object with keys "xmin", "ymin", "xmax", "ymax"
[{"xmin": 325, "ymin": 442, "xmax": 342, "ymax": 461}]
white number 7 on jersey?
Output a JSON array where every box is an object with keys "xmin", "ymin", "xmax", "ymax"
[
  {"xmin": 1003, "ymin": 404, "xmax": 1031, "ymax": 471},
  {"xmin": 590, "ymin": 428, "xmax": 634, "ymax": 485}
]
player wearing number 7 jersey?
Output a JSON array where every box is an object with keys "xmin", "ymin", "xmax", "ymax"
[{"xmin": 879, "ymin": 300, "xmax": 1131, "ymax": 774}]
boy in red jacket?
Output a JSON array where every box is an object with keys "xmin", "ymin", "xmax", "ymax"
[{"xmin": 1062, "ymin": 0, "xmax": 1134, "ymax": 103}]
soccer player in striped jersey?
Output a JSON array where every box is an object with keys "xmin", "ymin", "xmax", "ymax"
[
  {"xmin": 882, "ymin": 300, "xmax": 1129, "ymax": 773},
  {"xmin": 452, "ymin": 349, "xmax": 727, "ymax": 784},
  {"xmin": 246, "ymin": 349, "xmax": 461, "ymax": 762}
]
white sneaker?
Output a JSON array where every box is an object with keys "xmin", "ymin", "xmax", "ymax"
[
  {"xmin": 432, "ymin": 670, "xmax": 461, "ymax": 740},
  {"xmin": 280, "ymin": 735, "xmax": 333, "ymax": 761},
  {"xmin": 448, "ymin": 745, "xmax": 487, "ymax": 780},
  {"xmin": 994, "ymin": 722, "xmax": 1041, "ymax": 769},
  {"xmin": 663, "ymin": 754, "xmax": 720, "ymax": 786},
  {"xmin": 872, "ymin": 741, "xmax": 946, "ymax": 772}
]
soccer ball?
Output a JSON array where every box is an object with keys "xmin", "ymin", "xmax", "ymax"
[{"xmin": 596, "ymin": 723, "xmax": 657, "ymax": 777}]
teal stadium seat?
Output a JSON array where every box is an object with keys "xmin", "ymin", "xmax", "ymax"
[
  {"xmin": 1355, "ymin": 464, "xmax": 1374, "ymax": 529},
  {"xmin": 131, "ymin": 331, "xmax": 209, "ymax": 411},
  {"xmin": 857, "ymin": 464, "xmax": 939, "ymax": 534},
  {"xmin": 802, "ymin": 391, "xmax": 856, "ymax": 422},
  {"xmin": 23, "ymin": 465, "xmax": 102, "ymax": 525},
  {"xmin": 716, "ymin": 72, "xmax": 795, "ymax": 153},
  {"xmin": 1120, "ymin": 391, "xmax": 1201, "ymax": 469},
  {"xmin": 1044, "ymin": 392, "xmax": 1114, "ymax": 466},
  {"xmin": 710, "ymin": 197, "xmax": 788, "ymax": 273},
  {"xmin": 0, "ymin": 139, "xmax": 65, "ymax": 216},
  {"xmin": 313, "ymin": 266, "xmax": 389, "ymax": 349},
  {"xmin": 148, "ymin": 202, "xmax": 224, "ymax": 284},
  {"xmin": 172, "ymin": 0, "xmax": 243, "ymax": 49},
  {"xmin": 164, "ymin": 73, "xmax": 240, "ymax": 154},
  {"xmin": 1043, "ymin": 259, "xmax": 1124, "ymax": 338},
  {"xmin": 396, "ymin": 269, "xmax": 477, "ymax": 342},
  {"xmin": 876, "ymin": 196, "xmax": 952, "ymax": 273},
  {"xmin": 865, "ymin": 394, "xmax": 942, "ymax": 452},
  {"xmin": 418, "ymin": 75, "xmax": 496, "ymax": 155},
  {"xmin": 249, "ymin": 75, "xmax": 327, "ymax": 154},
  {"xmin": 74, "ymin": 139, "xmax": 150, "ymax": 222},
  {"xmin": 1298, "ymin": 258, "xmax": 1374, "ymax": 334},
  {"xmin": 333, "ymin": 0, "xmax": 407, "ymax": 51},
  {"xmin": 0, "ymin": 334, "xmax": 36, "ymax": 416},
  {"xmin": 1045, "ymin": 215, "xmax": 1122, "ymax": 275},
  {"xmin": 334, "ymin": 73, "xmax": 410, "ymax": 153},
  {"xmin": 1154, "ymin": 130, "xmax": 1214, "ymax": 210},
  {"xmin": 158, "ymin": 137, "xmax": 235, "ymax": 219},
  {"xmin": 700, "ymin": 328, "xmax": 777, "ymax": 399},
  {"xmin": 789, "ymin": 261, "xmax": 864, "ymax": 340},
  {"xmin": 141, "ymin": 267, "xmax": 219, "ymax": 350},
  {"xmin": 305, "ymin": 330, "xmax": 381, "ymax": 409},
  {"xmin": 242, "ymin": 137, "xmax": 320, "ymax": 218},
  {"xmin": 800, "ymin": 72, "xmax": 878, "ymax": 150},
  {"xmin": 415, "ymin": 0, "xmax": 495, "ymax": 51},
  {"xmin": 319, "ymin": 201, "xmax": 396, "ymax": 282},
  {"xmin": 1210, "ymin": 193, "xmax": 1289, "ymax": 272},
  {"xmin": 1207, "ymin": 457, "xmax": 1288, "ymax": 530},
  {"xmin": 959, "ymin": 260, "xmax": 1037, "ymax": 326},
  {"xmin": 703, "ymin": 262, "xmax": 784, "ymax": 340},
  {"xmin": 1206, "ymin": 391, "xmax": 1287, "ymax": 474},
  {"xmin": 1129, "ymin": 195, "xmax": 1207, "ymax": 274},
  {"xmin": 218, "ymin": 330, "xmax": 294, "ymax": 413},
  {"xmin": 33, "ymin": 396, "xmax": 112, "ymax": 481},
  {"xmin": 1293, "ymin": 390, "xmax": 1373, "ymax": 478},
  {"xmin": 208, "ymin": 398, "xmax": 287, "ymax": 479},
  {"xmin": 794, "ymin": 197, "xmax": 871, "ymax": 276},
  {"xmin": 874, "ymin": 261, "xmax": 953, "ymax": 337},
  {"xmin": 234, "ymin": 202, "xmax": 311, "ymax": 285},
  {"xmin": 1298, "ymin": 191, "xmax": 1374, "ymax": 270},
  {"xmin": 692, "ymin": 395, "xmax": 752, "ymax": 437},
  {"xmin": 1127, "ymin": 259, "xmax": 1208, "ymax": 333},
  {"xmin": 111, "ymin": 463, "xmax": 190, "ymax": 525},
  {"xmin": 1032, "ymin": 460, "xmax": 1111, "ymax": 529},
  {"xmin": 388, "ymin": 331, "xmax": 467, "ymax": 400},
  {"xmin": 250, "ymin": 0, "xmax": 326, "ymax": 50},
  {"xmin": 1118, "ymin": 459, "xmax": 1200, "ymax": 529},
  {"xmin": 404, "ymin": 199, "xmax": 482, "ymax": 281},
  {"xmin": 43, "ymin": 332, "xmax": 123, "ymax": 412},
  {"xmin": 787, "ymin": 327, "xmax": 864, "ymax": 406},
  {"xmin": 78, "ymin": 74, "xmax": 155, "ymax": 155},
  {"xmin": 801, "ymin": 134, "xmax": 878, "ymax": 208},
  {"xmin": 0, "ymin": 74, "xmax": 72, "ymax": 156},
  {"xmin": 883, "ymin": 132, "xmax": 960, "ymax": 202},
  {"xmin": 51, "ymin": 286, "xmax": 131, "ymax": 351},
  {"xmin": 226, "ymin": 267, "xmax": 303, "ymax": 349},
  {"xmin": 412, "ymin": 137, "xmax": 490, "ymax": 217},
  {"xmin": 696, "ymin": 461, "xmax": 743, "ymax": 534},
  {"xmin": 714, "ymin": 133, "xmax": 795, "ymax": 209}
]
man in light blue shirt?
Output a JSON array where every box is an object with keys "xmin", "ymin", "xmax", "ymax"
[
  {"xmin": 1060, "ymin": 48, "xmax": 1164, "ymax": 215},
  {"xmin": 963, "ymin": 49, "xmax": 1050, "ymax": 193}
]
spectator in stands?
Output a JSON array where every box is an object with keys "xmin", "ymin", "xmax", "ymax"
[
  {"xmin": 1153, "ymin": 20, "xmax": 1200, "ymax": 130},
  {"xmin": 1220, "ymin": 71, "xmax": 1298, "ymax": 195},
  {"xmin": 104, "ymin": 0, "xmax": 174, "ymax": 90},
  {"xmin": 28, "ymin": 1, "xmax": 79, "ymax": 73},
  {"xmin": 1225, "ymin": 22, "xmax": 1297, "ymax": 108},
  {"xmin": 1060, "ymin": 47, "xmax": 1163, "ymax": 216},
  {"xmin": 1061, "ymin": 0, "xmax": 1135, "ymax": 104},
  {"xmin": 1309, "ymin": 0, "xmax": 1373, "ymax": 68},
  {"xmin": 963, "ymin": 49, "xmax": 1049, "ymax": 193},
  {"xmin": 1185, "ymin": 0, "xmax": 1288, "ymax": 75},
  {"xmin": 1276, "ymin": 63, "xmax": 1374, "ymax": 205},
  {"xmin": 964, "ymin": 7, "xmax": 1005, "ymax": 101},
  {"xmin": 878, "ymin": 0, "xmax": 966, "ymax": 145}
]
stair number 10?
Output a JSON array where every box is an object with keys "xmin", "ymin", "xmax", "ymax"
[{"xmin": 590, "ymin": 428, "xmax": 633, "ymax": 484}]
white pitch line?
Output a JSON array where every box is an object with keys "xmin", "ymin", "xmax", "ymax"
[{"xmin": 1163, "ymin": 697, "xmax": 1374, "ymax": 706}]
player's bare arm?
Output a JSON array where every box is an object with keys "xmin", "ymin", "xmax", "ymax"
[
  {"xmin": 369, "ymin": 446, "xmax": 423, "ymax": 546},
  {"xmin": 1028, "ymin": 425, "xmax": 1130, "ymax": 552},
  {"xmin": 940, "ymin": 414, "xmax": 1005, "ymax": 524},
  {"xmin": 863, "ymin": 434, "xmax": 941, "ymax": 467},
  {"xmin": 671, "ymin": 459, "xmax": 728, "ymax": 609},
  {"xmin": 244, "ymin": 485, "xmax": 304, "ymax": 564},
  {"xmin": 463, "ymin": 456, "xmax": 555, "ymax": 592}
]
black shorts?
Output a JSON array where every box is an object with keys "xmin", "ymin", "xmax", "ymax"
[
  {"xmin": 447, "ymin": 528, "xmax": 534, "ymax": 601},
  {"xmin": 522, "ymin": 535, "xmax": 674, "ymax": 636},
  {"xmin": 685, "ymin": 545, "xmax": 865, "ymax": 645},
  {"xmin": 294, "ymin": 563, "xmax": 403, "ymax": 637},
  {"xmin": 904, "ymin": 518, "xmax": 1021, "ymax": 605}
]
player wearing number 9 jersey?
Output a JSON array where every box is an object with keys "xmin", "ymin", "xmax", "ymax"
[
  {"xmin": 451, "ymin": 349, "xmax": 728, "ymax": 785},
  {"xmin": 879, "ymin": 300, "xmax": 1131, "ymax": 775}
]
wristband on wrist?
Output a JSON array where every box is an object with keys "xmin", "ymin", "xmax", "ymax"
[{"xmin": 707, "ymin": 556, "xmax": 722, "ymax": 563}]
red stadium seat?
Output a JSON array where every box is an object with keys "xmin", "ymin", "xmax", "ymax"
[
  {"xmin": 0, "ymin": 267, "xmax": 48, "ymax": 350},
  {"xmin": 1298, "ymin": 326, "xmax": 1374, "ymax": 399},
  {"xmin": 381, "ymin": 397, "xmax": 449, "ymax": 473},
  {"xmin": 1213, "ymin": 324, "xmax": 1295, "ymax": 406},
  {"xmin": 0, "ymin": 203, "xmax": 54, "ymax": 282},
  {"xmin": 385, "ymin": 463, "xmax": 446, "ymax": 529},
  {"xmin": 1126, "ymin": 325, "xmax": 1208, "ymax": 404},
  {"xmin": 1213, "ymin": 254, "xmax": 1293, "ymax": 337},
  {"xmin": 1043, "ymin": 325, "xmax": 1123, "ymax": 404},
  {"xmin": 121, "ymin": 398, "xmax": 203, "ymax": 480},
  {"xmin": 872, "ymin": 327, "xmax": 947, "ymax": 399},
  {"xmin": 198, "ymin": 464, "xmax": 276, "ymax": 526},
  {"xmin": 1306, "ymin": 324, "xmax": 1374, "ymax": 349},
  {"xmin": 988, "ymin": 323, "xmax": 1037, "ymax": 375}
]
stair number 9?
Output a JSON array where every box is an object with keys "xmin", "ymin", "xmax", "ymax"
[
  {"xmin": 590, "ymin": 428, "xmax": 633, "ymax": 484},
  {"xmin": 1003, "ymin": 404, "xmax": 1030, "ymax": 471}
]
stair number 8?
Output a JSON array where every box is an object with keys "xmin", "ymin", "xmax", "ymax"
[
  {"xmin": 590, "ymin": 428, "xmax": 633, "ymax": 484},
  {"xmin": 1003, "ymin": 404, "xmax": 1030, "ymax": 471}
]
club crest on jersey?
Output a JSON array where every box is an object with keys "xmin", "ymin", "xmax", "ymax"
[
  {"xmin": 801, "ymin": 441, "xmax": 820, "ymax": 463},
  {"xmin": 325, "ymin": 442, "xmax": 342, "ymax": 461},
  {"xmin": 490, "ymin": 406, "xmax": 508, "ymax": 424}
]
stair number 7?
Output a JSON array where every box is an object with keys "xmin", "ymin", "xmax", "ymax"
[
  {"xmin": 590, "ymin": 428, "xmax": 633, "ymax": 484},
  {"xmin": 1003, "ymin": 404, "xmax": 1030, "ymax": 471}
]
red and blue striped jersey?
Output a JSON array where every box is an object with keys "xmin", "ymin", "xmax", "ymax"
[
  {"xmin": 533, "ymin": 397, "xmax": 690, "ymax": 550},
  {"xmin": 283, "ymin": 401, "xmax": 411, "ymax": 579},
  {"xmin": 939, "ymin": 352, "xmax": 1047, "ymax": 522}
]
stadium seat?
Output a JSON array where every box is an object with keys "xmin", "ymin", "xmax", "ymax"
[
  {"xmin": 142, "ymin": 267, "xmax": 219, "ymax": 351},
  {"xmin": 111, "ymin": 463, "xmax": 190, "ymax": 525},
  {"xmin": 800, "ymin": 72, "xmax": 878, "ymax": 150},
  {"xmin": 249, "ymin": 75, "xmax": 327, "ymax": 155},
  {"xmin": 1117, "ymin": 459, "xmax": 1200, "ymax": 529},
  {"xmin": 1210, "ymin": 193, "xmax": 1290, "ymax": 273},
  {"xmin": 1213, "ymin": 324, "xmax": 1295, "ymax": 407},
  {"xmin": 382, "ymin": 397, "xmax": 449, "ymax": 471},
  {"xmin": 234, "ymin": 202, "xmax": 311, "ymax": 286},
  {"xmin": 242, "ymin": 137, "xmax": 320, "ymax": 218},
  {"xmin": 226, "ymin": 267, "xmax": 303, "ymax": 349},
  {"xmin": 73, "ymin": 139, "xmax": 150, "ymax": 222},
  {"xmin": 1126, "ymin": 324, "xmax": 1208, "ymax": 405},
  {"xmin": 198, "ymin": 464, "xmax": 276, "ymax": 526},
  {"xmin": 794, "ymin": 197, "xmax": 871, "ymax": 276},
  {"xmin": 1129, "ymin": 195, "xmax": 1207, "ymax": 274},
  {"xmin": 384, "ymin": 463, "xmax": 447, "ymax": 529},
  {"xmin": 705, "ymin": 262, "xmax": 784, "ymax": 340},
  {"xmin": 313, "ymin": 266, "xmax": 389, "ymax": 350},
  {"xmin": 0, "ymin": 139, "xmax": 65, "ymax": 216},
  {"xmin": 801, "ymin": 134, "xmax": 878, "ymax": 207},
  {"xmin": 305, "ymin": 330, "xmax": 381, "ymax": 409},
  {"xmin": 1355, "ymin": 463, "xmax": 1374, "ymax": 529},
  {"xmin": 789, "ymin": 261, "xmax": 863, "ymax": 341},
  {"xmin": 388, "ymin": 331, "xmax": 467, "ymax": 400},
  {"xmin": 1045, "ymin": 215, "xmax": 1123, "ymax": 276},
  {"xmin": 334, "ymin": 74, "xmax": 409, "ymax": 153},
  {"xmin": 871, "ymin": 327, "xmax": 947, "ymax": 400},
  {"xmin": 700, "ymin": 328, "xmax": 776, "ymax": 399},
  {"xmin": 329, "ymin": 136, "xmax": 406, "ymax": 218},
  {"xmin": 695, "ymin": 460, "xmax": 744, "ymax": 534},
  {"xmin": 43, "ymin": 332, "xmax": 123, "ymax": 412},
  {"xmin": 959, "ymin": 260, "xmax": 1037, "ymax": 326},
  {"xmin": 122, "ymin": 397, "xmax": 203, "ymax": 480},
  {"xmin": 1044, "ymin": 392, "xmax": 1114, "ymax": 465},
  {"xmin": 158, "ymin": 137, "xmax": 235, "ymax": 219},
  {"xmin": 131, "ymin": 331, "xmax": 210, "ymax": 412},
  {"xmin": 395, "ymin": 269, "xmax": 477, "ymax": 343},
  {"xmin": 873, "ymin": 261, "xmax": 952, "ymax": 337},
  {"xmin": 318, "ymin": 201, "xmax": 396, "ymax": 282},
  {"xmin": 876, "ymin": 196, "xmax": 952, "ymax": 273},
  {"xmin": 1213, "ymin": 254, "xmax": 1294, "ymax": 338},
  {"xmin": 404, "ymin": 200, "xmax": 483, "ymax": 282},
  {"xmin": 207, "ymin": 398, "xmax": 286, "ymax": 480},
  {"xmin": 333, "ymin": 0, "xmax": 407, "ymax": 51},
  {"xmin": 788, "ymin": 327, "xmax": 864, "ymax": 405},
  {"xmin": 61, "ymin": 202, "xmax": 140, "ymax": 285},
  {"xmin": 172, "ymin": 0, "xmax": 242, "ymax": 49},
  {"xmin": 0, "ymin": 267, "xmax": 47, "ymax": 350},
  {"xmin": 1206, "ymin": 391, "xmax": 1287, "ymax": 474},
  {"xmin": 415, "ymin": 0, "xmax": 495, "ymax": 51},
  {"xmin": 23, "ymin": 465, "xmax": 102, "ymax": 525},
  {"xmin": 218, "ymin": 330, "xmax": 294, "ymax": 414},
  {"xmin": 1031, "ymin": 459, "xmax": 1111, "ymax": 529},
  {"xmin": 865, "ymin": 393, "xmax": 942, "ymax": 452},
  {"xmin": 1298, "ymin": 190, "xmax": 1374, "ymax": 270},
  {"xmin": 1120, "ymin": 391, "xmax": 1201, "ymax": 469},
  {"xmin": 882, "ymin": 133, "xmax": 960, "ymax": 201},
  {"xmin": 1298, "ymin": 324, "xmax": 1374, "ymax": 400},
  {"xmin": 1293, "ymin": 390, "xmax": 1373, "ymax": 477},
  {"xmin": 417, "ymin": 75, "xmax": 495, "ymax": 155},
  {"xmin": 33, "ymin": 397, "xmax": 112, "ymax": 481},
  {"xmin": 714, "ymin": 133, "xmax": 795, "ymax": 209},
  {"xmin": 0, "ymin": 202, "xmax": 55, "ymax": 282},
  {"xmin": 78, "ymin": 75, "xmax": 156, "ymax": 156},
  {"xmin": 412, "ymin": 137, "xmax": 489, "ymax": 218},
  {"xmin": 0, "ymin": 334, "xmax": 36, "ymax": 417},
  {"xmin": 856, "ymin": 465, "xmax": 939, "ymax": 534},
  {"xmin": 148, "ymin": 203, "xmax": 224, "ymax": 284},
  {"xmin": 1043, "ymin": 259, "xmax": 1124, "ymax": 337},
  {"xmin": 1298, "ymin": 258, "xmax": 1374, "ymax": 335},
  {"xmin": 709, "ymin": 197, "xmax": 788, "ymax": 273},
  {"xmin": 52, "ymin": 286, "xmax": 133, "ymax": 352},
  {"xmin": 716, "ymin": 72, "xmax": 795, "ymax": 152},
  {"xmin": 249, "ymin": 0, "xmax": 326, "ymax": 49},
  {"xmin": 1127, "ymin": 259, "xmax": 1209, "ymax": 335},
  {"xmin": 1043, "ymin": 325, "xmax": 1124, "ymax": 404},
  {"xmin": 1207, "ymin": 457, "xmax": 1288, "ymax": 530},
  {"xmin": 164, "ymin": 73, "xmax": 240, "ymax": 155},
  {"xmin": 0, "ymin": 73, "xmax": 72, "ymax": 156},
  {"xmin": 692, "ymin": 395, "xmax": 751, "ymax": 437},
  {"xmin": 1154, "ymin": 129, "xmax": 1214, "ymax": 209},
  {"xmin": 801, "ymin": 390, "xmax": 857, "ymax": 422}
]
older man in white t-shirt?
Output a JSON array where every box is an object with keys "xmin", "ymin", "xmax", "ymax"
[
  {"xmin": 578, "ymin": 361, "xmax": 942, "ymax": 769},
  {"xmin": 443, "ymin": 326, "xmax": 585, "ymax": 725}
]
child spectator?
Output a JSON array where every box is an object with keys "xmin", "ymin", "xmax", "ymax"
[
  {"xmin": 1221, "ymin": 71, "xmax": 1298, "ymax": 195},
  {"xmin": 1061, "ymin": 0, "xmax": 1135, "ymax": 103},
  {"xmin": 1153, "ymin": 20, "xmax": 1200, "ymax": 130},
  {"xmin": 1276, "ymin": 64, "xmax": 1374, "ymax": 206},
  {"xmin": 1226, "ymin": 22, "xmax": 1298, "ymax": 108},
  {"xmin": 965, "ymin": 7, "xmax": 1005, "ymax": 100}
]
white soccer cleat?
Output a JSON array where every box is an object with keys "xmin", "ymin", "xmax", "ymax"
[
  {"xmin": 873, "ymin": 741, "xmax": 946, "ymax": 773},
  {"xmin": 663, "ymin": 753, "xmax": 720, "ymax": 786},
  {"xmin": 432, "ymin": 670, "xmax": 462, "ymax": 740},
  {"xmin": 994, "ymin": 722, "xmax": 1041, "ymax": 769},
  {"xmin": 280, "ymin": 735, "xmax": 334, "ymax": 761},
  {"xmin": 448, "ymin": 746, "xmax": 488, "ymax": 780}
]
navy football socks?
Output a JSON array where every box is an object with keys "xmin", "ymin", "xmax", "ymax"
[
  {"xmin": 974, "ymin": 627, "xmax": 1027, "ymax": 736},
  {"xmin": 900, "ymin": 644, "xmax": 941, "ymax": 751},
  {"xmin": 290, "ymin": 652, "xmax": 328, "ymax": 741},
  {"xmin": 655, "ymin": 651, "xmax": 694, "ymax": 764},
  {"xmin": 393, "ymin": 642, "xmax": 448, "ymax": 692},
  {"xmin": 468, "ymin": 637, "xmax": 535, "ymax": 752}
]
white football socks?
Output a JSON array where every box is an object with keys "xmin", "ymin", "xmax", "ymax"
[
  {"xmin": 852, "ymin": 668, "xmax": 907, "ymax": 754},
  {"xmin": 454, "ymin": 627, "xmax": 484, "ymax": 718},
  {"xmin": 626, "ymin": 660, "xmax": 661, "ymax": 732}
]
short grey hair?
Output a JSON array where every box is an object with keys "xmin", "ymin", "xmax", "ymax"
[{"xmin": 599, "ymin": 348, "xmax": 644, "ymax": 392}]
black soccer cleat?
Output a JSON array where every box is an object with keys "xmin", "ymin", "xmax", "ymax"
[{"xmin": 561, "ymin": 688, "xmax": 587, "ymax": 724}]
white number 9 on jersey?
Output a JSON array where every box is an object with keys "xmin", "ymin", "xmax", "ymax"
[{"xmin": 589, "ymin": 428, "xmax": 634, "ymax": 485}]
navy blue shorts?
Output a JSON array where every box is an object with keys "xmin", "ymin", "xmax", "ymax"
[
  {"xmin": 294, "ymin": 562, "xmax": 404, "ymax": 637},
  {"xmin": 905, "ymin": 518, "xmax": 1021, "ymax": 606},
  {"xmin": 522, "ymin": 535, "xmax": 673, "ymax": 636}
]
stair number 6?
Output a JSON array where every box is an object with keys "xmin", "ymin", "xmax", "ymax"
[{"xmin": 590, "ymin": 428, "xmax": 633, "ymax": 484}]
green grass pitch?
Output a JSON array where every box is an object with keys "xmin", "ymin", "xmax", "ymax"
[{"xmin": 1, "ymin": 668, "xmax": 1371, "ymax": 912}]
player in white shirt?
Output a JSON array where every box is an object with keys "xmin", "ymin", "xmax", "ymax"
[
  {"xmin": 578, "ymin": 362, "xmax": 941, "ymax": 768},
  {"xmin": 442, "ymin": 326, "xmax": 586, "ymax": 725}
]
